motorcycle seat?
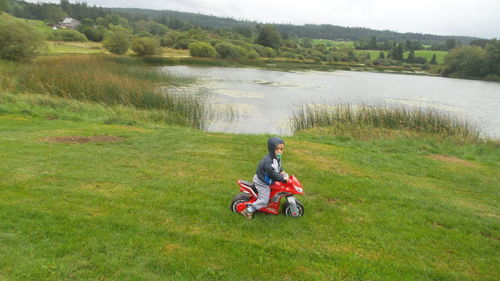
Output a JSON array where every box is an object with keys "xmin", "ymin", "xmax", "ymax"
[{"xmin": 240, "ymin": 180, "xmax": 259, "ymax": 194}]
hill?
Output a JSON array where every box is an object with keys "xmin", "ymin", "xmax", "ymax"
[
  {"xmin": 110, "ymin": 7, "xmax": 480, "ymax": 45},
  {"xmin": 5, "ymin": 0, "xmax": 480, "ymax": 45}
]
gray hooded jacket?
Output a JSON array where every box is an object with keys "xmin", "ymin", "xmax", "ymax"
[{"xmin": 256, "ymin": 137, "xmax": 285, "ymax": 185}]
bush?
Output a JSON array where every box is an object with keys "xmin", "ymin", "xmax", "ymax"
[
  {"xmin": 0, "ymin": 14, "xmax": 45, "ymax": 61},
  {"xmin": 252, "ymin": 44, "xmax": 267, "ymax": 57},
  {"xmin": 103, "ymin": 27, "xmax": 132, "ymax": 55},
  {"xmin": 188, "ymin": 41, "xmax": 216, "ymax": 58},
  {"xmin": 215, "ymin": 42, "xmax": 243, "ymax": 59},
  {"xmin": 442, "ymin": 46, "xmax": 488, "ymax": 77},
  {"xmin": 79, "ymin": 26, "xmax": 105, "ymax": 42},
  {"xmin": 131, "ymin": 37, "xmax": 160, "ymax": 57},
  {"xmin": 48, "ymin": 29, "xmax": 88, "ymax": 42},
  {"xmin": 264, "ymin": 47, "xmax": 276, "ymax": 58},
  {"xmin": 247, "ymin": 50, "xmax": 260, "ymax": 59}
]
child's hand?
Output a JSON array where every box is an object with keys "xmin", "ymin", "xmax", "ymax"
[{"xmin": 282, "ymin": 172, "xmax": 289, "ymax": 182}]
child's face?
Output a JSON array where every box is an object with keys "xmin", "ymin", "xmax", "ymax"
[{"xmin": 274, "ymin": 143, "xmax": 285, "ymax": 156}]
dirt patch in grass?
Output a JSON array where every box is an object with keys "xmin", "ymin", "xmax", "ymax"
[
  {"xmin": 40, "ymin": 135, "xmax": 124, "ymax": 144},
  {"xmin": 327, "ymin": 198, "xmax": 342, "ymax": 204},
  {"xmin": 427, "ymin": 154, "xmax": 476, "ymax": 167}
]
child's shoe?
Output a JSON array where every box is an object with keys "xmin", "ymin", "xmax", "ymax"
[{"xmin": 240, "ymin": 208, "xmax": 254, "ymax": 219}]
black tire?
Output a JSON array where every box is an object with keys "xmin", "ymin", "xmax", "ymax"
[
  {"xmin": 230, "ymin": 193, "xmax": 251, "ymax": 212},
  {"xmin": 281, "ymin": 199, "xmax": 304, "ymax": 217}
]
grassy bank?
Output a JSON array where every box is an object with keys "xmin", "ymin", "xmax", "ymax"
[
  {"xmin": 0, "ymin": 96, "xmax": 499, "ymax": 280},
  {"xmin": 0, "ymin": 55, "xmax": 218, "ymax": 129}
]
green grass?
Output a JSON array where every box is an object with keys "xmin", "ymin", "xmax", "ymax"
[
  {"xmin": 18, "ymin": 18, "xmax": 53, "ymax": 38},
  {"xmin": 354, "ymin": 50, "xmax": 448, "ymax": 64},
  {"xmin": 0, "ymin": 92, "xmax": 499, "ymax": 280},
  {"xmin": 311, "ymin": 39, "xmax": 355, "ymax": 48},
  {"xmin": 414, "ymin": 50, "xmax": 448, "ymax": 63},
  {"xmin": 39, "ymin": 41, "xmax": 105, "ymax": 55}
]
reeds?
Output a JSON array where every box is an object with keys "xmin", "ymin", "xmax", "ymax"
[
  {"xmin": 291, "ymin": 103, "xmax": 481, "ymax": 140},
  {"xmin": 16, "ymin": 55, "xmax": 210, "ymax": 128}
]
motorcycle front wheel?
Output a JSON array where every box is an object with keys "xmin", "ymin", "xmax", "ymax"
[{"xmin": 282, "ymin": 199, "xmax": 305, "ymax": 217}]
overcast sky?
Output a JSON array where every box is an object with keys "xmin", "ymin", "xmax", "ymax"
[{"xmin": 25, "ymin": 0, "xmax": 500, "ymax": 39}]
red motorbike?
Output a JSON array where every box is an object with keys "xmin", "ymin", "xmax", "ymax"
[{"xmin": 230, "ymin": 175, "xmax": 305, "ymax": 217}]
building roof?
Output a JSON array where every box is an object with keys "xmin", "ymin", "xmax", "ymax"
[{"xmin": 61, "ymin": 18, "xmax": 81, "ymax": 24}]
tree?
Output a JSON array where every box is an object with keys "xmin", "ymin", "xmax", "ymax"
[
  {"xmin": 0, "ymin": 13, "xmax": 45, "ymax": 61},
  {"xmin": 470, "ymin": 39, "xmax": 490, "ymax": 48},
  {"xmin": 60, "ymin": 0, "xmax": 70, "ymax": 13},
  {"xmin": 255, "ymin": 25, "xmax": 282, "ymax": 50},
  {"xmin": 215, "ymin": 42, "xmax": 245, "ymax": 59},
  {"xmin": 301, "ymin": 38, "xmax": 313, "ymax": 48},
  {"xmin": 102, "ymin": 26, "xmax": 132, "ymax": 54},
  {"xmin": 131, "ymin": 37, "xmax": 160, "ymax": 56},
  {"xmin": 101, "ymin": 14, "xmax": 130, "ymax": 29},
  {"xmin": 379, "ymin": 51, "xmax": 385, "ymax": 59},
  {"xmin": 484, "ymin": 39, "xmax": 500, "ymax": 75},
  {"xmin": 406, "ymin": 50, "xmax": 416, "ymax": 63},
  {"xmin": 78, "ymin": 18, "xmax": 105, "ymax": 42},
  {"xmin": 405, "ymin": 40, "xmax": 413, "ymax": 51},
  {"xmin": 41, "ymin": 4, "xmax": 67, "ymax": 24},
  {"xmin": 0, "ymin": 0, "xmax": 7, "ymax": 12},
  {"xmin": 389, "ymin": 44, "xmax": 404, "ymax": 61},
  {"xmin": 441, "ymin": 46, "xmax": 488, "ymax": 77},
  {"xmin": 233, "ymin": 25, "xmax": 255, "ymax": 38},
  {"xmin": 188, "ymin": 41, "xmax": 216, "ymax": 58},
  {"xmin": 430, "ymin": 54, "xmax": 437, "ymax": 65},
  {"xmin": 445, "ymin": 39, "xmax": 456, "ymax": 50},
  {"xmin": 347, "ymin": 50, "xmax": 356, "ymax": 62},
  {"xmin": 369, "ymin": 36, "xmax": 378, "ymax": 49}
]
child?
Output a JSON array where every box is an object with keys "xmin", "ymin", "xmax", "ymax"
[{"xmin": 241, "ymin": 137, "xmax": 289, "ymax": 219}]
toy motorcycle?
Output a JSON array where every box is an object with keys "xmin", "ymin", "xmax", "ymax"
[{"xmin": 230, "ymin": 175, "xmax": 304, "ymax": 217}]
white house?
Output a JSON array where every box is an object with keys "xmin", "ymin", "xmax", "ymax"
[{"xmin": 59, "ymin": 18, "xmax": 81, "ymax": 29}]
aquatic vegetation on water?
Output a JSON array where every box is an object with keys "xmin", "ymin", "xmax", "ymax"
[{"xmin": 292, "ymin": 103, "xmax": 481, "ymax": 140}]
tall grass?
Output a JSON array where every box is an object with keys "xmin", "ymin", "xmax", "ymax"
[
  {"xmin": 292, "ymin": 103, "xmax": 481, "ymax": 140},
  {"xmin": 13, "ymin": 55, "xmax": 212, "ymax": 129}
]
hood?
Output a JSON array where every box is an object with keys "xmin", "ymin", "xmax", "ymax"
[{"xmin": 267, "ymin": 137, "xmax": 285, "ymax": 155}]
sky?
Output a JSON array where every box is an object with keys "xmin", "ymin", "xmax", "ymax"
[{"xmin": 24, "ymin": 0, "xmax": 500, "ymax": 39}]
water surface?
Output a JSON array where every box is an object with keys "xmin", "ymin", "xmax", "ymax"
[{"xmin": 162, "ymin": 66, "xmax": 500, "ymax": 137}]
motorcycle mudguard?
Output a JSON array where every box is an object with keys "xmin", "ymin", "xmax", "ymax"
[
  {"xmin": 286, "ymin": 196, "xmax": 300, "ymax": 216},
  {"xmin": 235, "ymin": 198, "xmax": 256, "ymax": 213}
]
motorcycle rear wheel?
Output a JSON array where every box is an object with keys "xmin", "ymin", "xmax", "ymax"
[{"xmin": 230, "ymin": 193, "xmax": 251, "ymax": 212}]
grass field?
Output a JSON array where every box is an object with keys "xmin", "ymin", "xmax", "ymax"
[
  {"xmin": 19, "ymin": 18, "xmax": 53, "ymax": 38},
  {"xmin": 307, "ymin": 39, "xmax": 448, "ymax": 64},
  {"xmin": 354, "ymin": 50, "xmax": 448, "ymax": 64},
  {"xmin": 36, "ymin": 42, "xmax": 191, "ymax": 57},
  {"xmin": 311, "ymin": 39, "xmax": 355, "ymax": 48},
  {"xmin": 0, "ymin": 90, "xmax": 499, "ymax": 280},
  {"xmin": 39, "ymin": 41, "xmax": 105, "ymax": 55}
]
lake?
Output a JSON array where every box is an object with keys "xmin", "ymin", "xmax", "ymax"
[{"xmin": 161, "ymin": 66, "xmax": 500, "ymax": 138}]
